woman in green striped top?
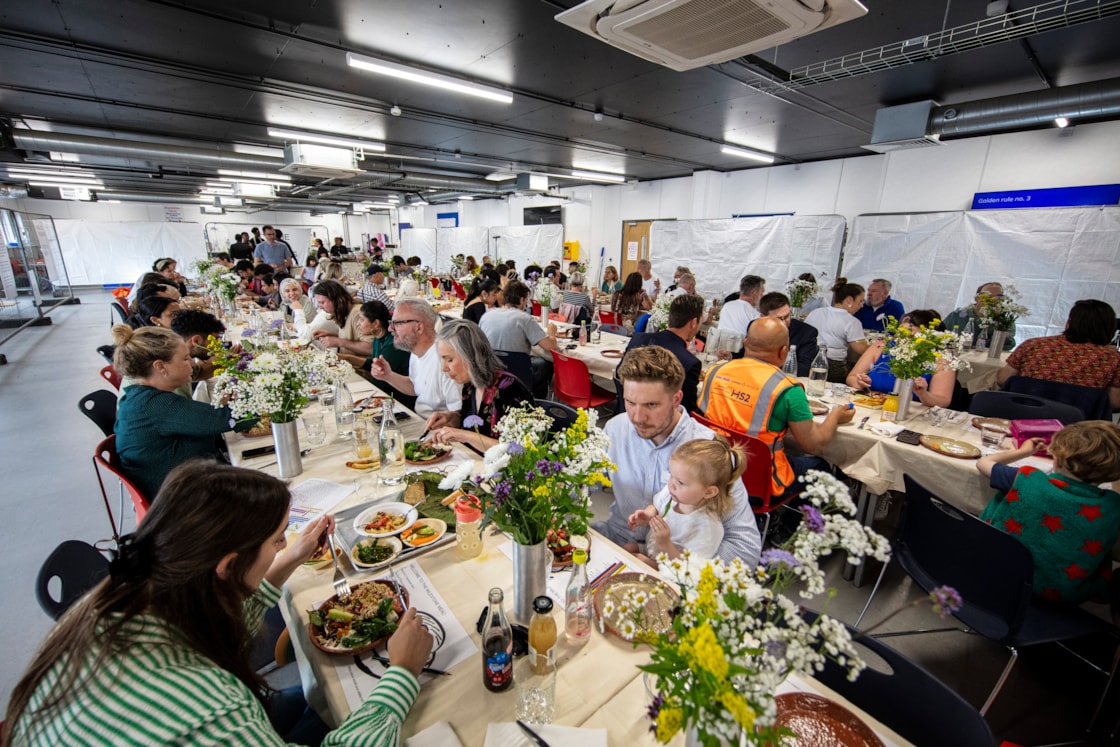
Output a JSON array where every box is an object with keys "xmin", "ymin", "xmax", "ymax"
[{"xmin": 3, "ymin": 462, "xmax": 433, "ymax": 746}]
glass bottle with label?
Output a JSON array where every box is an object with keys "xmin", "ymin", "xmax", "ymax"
[
  {"xmin": 528, "ymin": 595, "xmax": 557, "ymax": 674},
  {"xmin": 960, "ymin": 318, "xmax": 975, "ymax": 351},
  {"xmin": 482, "ymin": 587, "xmax": 514, "ymax": 692}
]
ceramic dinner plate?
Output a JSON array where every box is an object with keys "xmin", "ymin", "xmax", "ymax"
[
  {"xmin": 970, "ymin": 416, "xmax": 1012, "ymax": 434},
  {"xmin": 400, "ymin": 518, "xmax": 448, "ymax": 548},
  {"xmin": 851, "ymin": 394, "xmax": 887, "ymax": 409},
  {"xmin": 350, "ymin": 536, "xmax": 403, "ymax": 571},
  {"xmin": 593, "ymin": 572, "xmax": 678, "ymax": 641},
  {"xmin": 775, "ymin": 692, "xmax": 884, "ymax": 747},
  {"xmin": 600, "ymin": 349, "xmax": 624, "ymax": 359},
  {"xmin": 919, "ymin": 434, "xmax": 981, "ymax": 459},
  {"xmin": 308, "ymin": 579, "xmax": 409, "ymax": 655},
  {"xmin": 352, "ymin": 502, "xmax": 419, "ymax": 538},
  {"xmin": 404, "ymin": 442, "xmax": 452, "ymax": 465}
]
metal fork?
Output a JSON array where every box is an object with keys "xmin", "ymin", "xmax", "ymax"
[{"xmin": 327, "ymin": 534, "xmax": 351, "ymax": 601}]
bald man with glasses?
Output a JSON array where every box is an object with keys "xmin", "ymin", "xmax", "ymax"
[{"xmin": 369, "ymin": 299, "xmax": 462, "ymax": 419}]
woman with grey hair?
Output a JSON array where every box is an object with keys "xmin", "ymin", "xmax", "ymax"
[
  {"xmin": 428, "ymin": 319, "xmax": 533, "ymax": 450},
  {"xmin": 278, "ymin": 277, "xmax": 316, "ymax": 324}
]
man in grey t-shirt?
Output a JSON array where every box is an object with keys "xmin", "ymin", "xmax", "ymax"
[{"xmin": 479, "ymin": 281, "xmax": 559, "ymax": 397}]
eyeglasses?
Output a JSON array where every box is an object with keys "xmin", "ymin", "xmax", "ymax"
[
  {"xmin": 388, "ymin": 319, "xmax": 421, "ymax": 329},
  {"xmin": 772, "ymin": 313, "xmax": 791, "ymax": 322}
]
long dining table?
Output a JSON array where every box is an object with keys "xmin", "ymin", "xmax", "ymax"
[{"xmin": 222, "ymin": 368, "xmax": 912, "ymax": 746}]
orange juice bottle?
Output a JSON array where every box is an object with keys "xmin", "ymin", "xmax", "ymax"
[
  {"xmin": 882, "ymin": 394, "xmax": 899, "ymax": 422},
  {"xmin": 528, "ymin": 596, "xmax": 557, "ymax": 674}
]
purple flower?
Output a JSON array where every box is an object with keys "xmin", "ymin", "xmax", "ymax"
[
  {"xmin": 497, "ymin": 373, "xmax": 514, "ymax": 390},
  {"xmin": 929, "ymin": 586, "xmax": 962, "ymax": 618},
  {"xmin": 760, "ymin": 549, "xmax": 800, "ymax": 569},
  {"xmin": 646, "ymin": 693, "xmax": 664, "ymax": 731},
  {"xmin": 525, "ymin": 470, "xmax": 536, "ymax": 482},
  {"xmin": 507, "ymin": 443, "xmax": 526, "ymax": 456},
  {"xmin": 493, "ymin": 480, "xmax": 513, "ymax": 506},
  {"xmin": 463, "ymin": 414, "xmax": 484, "ymax": 429},
  {"xmin": 536, "ymin": 459, "xmax": 553, "ymax": 475},
  {"xmin": 764, "ymin": 640, "xmax": 788, "ymax": 660},
  {"xmin": 802, "ymin": 506, "xmax": 825, "ymax": 533}
]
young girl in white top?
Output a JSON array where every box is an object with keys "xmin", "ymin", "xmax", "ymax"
[
  {"xmin": 804, "ymin": 277, "xmax": 870, "ymax": 382},
  {"xmin": 627, "ymin": 437, "xmax": 746, "ymax": 568}
]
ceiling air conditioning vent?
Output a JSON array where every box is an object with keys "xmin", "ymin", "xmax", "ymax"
[
  {"xmin": 280, "ymin": 144, "xmax": 364, "ymax": 179},
  {"xmin": 556, "ymin": 0, "xmax": 868, "ymax": 72},
  {"xmin": 862, "ymin": 100, "xmax": 944, "ymax": 153}
]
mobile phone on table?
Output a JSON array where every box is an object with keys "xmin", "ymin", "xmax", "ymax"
[
  {"xmin": 896, "ymin": 429, "xmax": 922, "ymax": 446},
  {"xmin": 242, "ymin": 444, "xmax": 276, "ymax": 459}
]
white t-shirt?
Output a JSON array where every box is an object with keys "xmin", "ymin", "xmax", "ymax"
[
  {"xmin": 718, "ymin": 298, "xmax": 759, "ymax": 336},
  {"xmin": 804, "ymin": 306, "xmax": 866, "ymax": 360},
  {"xmin": 409, "ymin": 344, "xmax": 463, "ymax": 417},
  {"xmin": 641, "ymin": 273, "xmax": 661, "ymax": 299},
  {"xmin": 645, "ymin": 485, "xmax": 724, "ymax": 561}
]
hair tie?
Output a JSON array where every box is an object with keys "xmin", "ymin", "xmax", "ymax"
[
  {"xmin": 725, "ymin": 441, "xmax": 738, "ymax": 473},
  {"xmin": 109, "ymin": 534, "xmax": 151, "ymax": 583}
]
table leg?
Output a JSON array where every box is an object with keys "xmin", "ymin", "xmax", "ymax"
[{"xmin": 843, "ymin": 484, "xmax": 880, "ymax": 587}]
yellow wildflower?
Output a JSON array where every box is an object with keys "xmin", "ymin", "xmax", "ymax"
[
  {"xmin": 655, "ymin": 705, "xmax": 683, "ymax": 742},
  {"xmin": 677, "ymin": 622, "xmax": 728, "ymax": 679},
  {"xmin": 695, "ymin": 565, "xmax": 719, "ymax": 618},
  {"xmin": 717, "ymin": 689, "xmax": 756, "ymax": 730},
  {"xmin": 532, "ymin": 485, "xmax": 551, "ymax": 499}
]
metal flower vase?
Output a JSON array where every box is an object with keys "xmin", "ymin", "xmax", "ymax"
[
  {"xmin": 512, "ymin": 540, "xmax": 549, "ymax": 623},
  {"xmin": 271, "ymin": 419, "xmax": 304, "ymax": 478},
  {"xmin": 988, "ymin": 330, "xmax": 1009, "ymax": 359},
  {"xmin": 895, "ymin": 378, "xmax": 915, "ymax": 421}
]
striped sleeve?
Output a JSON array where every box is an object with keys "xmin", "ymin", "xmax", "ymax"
[{"xmin": 324, "ymin": 667, "xmax": 421, "ymax": 747}]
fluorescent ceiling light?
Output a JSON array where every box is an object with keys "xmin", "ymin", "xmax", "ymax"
[
  {"xmin": 267, "ymin": 127, "xmax": 386, "ymax": 152},
  {"xmin": 485, "ymin": 172, "xmax": 518, "ymax": 182},
  {"xmin": 217, "ymin": 169, "xmax": 291, "ymax": 182},
  {"xmin": 720, "ymin": 145, "xmax": 775, "ymax": 164},
  {"xmin": 458, "ymin": 195, "xmax": 476, "ymax": 200},
  {"xmin": 29, "ymin": 182, "xmax": 95, "ymax": 193},
  {"xmin": 217, "ymin": 176, "xmax": 291, "ymax": 187},
  {"xmin": 1054, "ymin": 117, "xmax": 1070, "ymax": 128},
  {"xmin": 569, "ymin": 169, "xmax": 626, "ymax": 184},
  {"xmin": 346, "ymin": 52, "xmax": 513, "ymax": 104},
  {"xmin": 26, "ymin": 177, "xmax": 103, "ymax": 187}
]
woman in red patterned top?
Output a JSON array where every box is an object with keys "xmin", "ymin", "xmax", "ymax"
[{"xmin": 997, "ymin": 299, "xmax": 1120, "ymax": 410}]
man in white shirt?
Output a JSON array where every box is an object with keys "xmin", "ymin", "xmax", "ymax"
[
  {"xmin": 369, "ymin": 299, "xmax": 462, "ymax": 419},
  {"xmin": 718, "ymin": 275, "xmax": 765, "ymax": 337},
  {"xmin": 637, "ymin": 259, "xmax": 661, "ymax": 300}
]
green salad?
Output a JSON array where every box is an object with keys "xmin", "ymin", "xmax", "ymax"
[
  {"xmin": 355, "ymin": 541, "xmax": 395, "ymax": 565},
  {"xmin": 404, "ymin": 441, "xmax": 446, "ymax": 461}
]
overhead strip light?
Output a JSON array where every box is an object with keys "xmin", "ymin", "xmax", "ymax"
[
  {"xmin": 267, "ymin": 128, "xmax": 386, "ymax": 152},
  {"xmin": 217, "ymin": 169, "xmax": 292, "ymax": 182},
  {"xmin": 720, "ymin": 145, "xmax": 775, "ymax": 164},
  {"xmin": 1054, "ymin": 117, "xmax": 1070, "ymax": 128},
  {"xmin": 217, "ymin": 176, "xmax": 291, "ymax": 187},
  {"xmin": 569, "ymin": 169, "xmax": 626, "ymax": 184},
  {"xmin": 25, "ymin": 177, "xmax": 104, "ymax": 187},
  {"xmin": 346, "ymin": 52, "xmax": 513, "ymax": 104},
  {"xmin": 485, "ymin": 172, "xmax": 518, "ymax": 182}
]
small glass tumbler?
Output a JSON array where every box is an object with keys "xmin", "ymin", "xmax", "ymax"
[
  {"xmin": 515, "ymin": 652, "xmax": 556, "ymax": 724},
  {"xmin": 302, "ymin": 412, "xmax": 327, "ymax": 446}
]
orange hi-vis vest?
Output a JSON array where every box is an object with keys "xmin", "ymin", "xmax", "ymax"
[{"xmin": 697, "ymin": 358, "xmax": 800, "ymax": 497}]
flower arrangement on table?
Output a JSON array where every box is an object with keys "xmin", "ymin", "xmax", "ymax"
[
  {"xmin": 785, "ymin": 274, "xmax": 824, "ymax": 310},
  {"xmin": 627, "ymin": 470, "xmax": 895, "ymax": 746},
  {"xmin": 192, "ymin": 257, "xmax": 215, "ymax": 279},
  {"xmin": 976, "ymin": 285, "xmax": 1028, "ymax": 331},
  {"xmin": 437, "ymin": 404, "xmax": 614, "ymax": 545},
  {"xmin": 646, "ymin": 293, "xmax": 675, "ymax": 333},
  {"xmin": 207, "ymin": 340, "xmax": 337, "ymax": 424},
  {"xmin": 205, "ymin": 270, "xmax": 243, "ymax": 303},
  {"xmin": 881, "ymin": 315, "xmax": 971, "ymax": 380}
]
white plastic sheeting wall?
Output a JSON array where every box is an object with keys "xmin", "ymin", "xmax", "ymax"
[
  {"xmin": 842, "ymin": 207, "xmax": 1120, "ymax": 340},
  {"xmin": 649, "ymin": 215, "xmax": 847, "ymax": 300},
  {"xmin": 53, "ymin": 220, "xmax": 207, "ymax": 285},
  {"xmin": 400, "ymin": 225, "xmax": 564, "ymax": 274}
]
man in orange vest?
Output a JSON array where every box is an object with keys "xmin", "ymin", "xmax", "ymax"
[{"xmin": 698, "ymin": 317, "xmax": 853, "ymax": 498}]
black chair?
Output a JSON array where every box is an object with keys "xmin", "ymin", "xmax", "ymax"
[
  {"xmin": 802, "ymin": 609, "xmax": 996, "ymax": 747},
  {"xmin": 36, "ymin": 540, "xmax": 110, "ymax": 620},
  {"xmin": 969, "ymin": 390, "xmax": 1085, "ymax": 425},
  {"xmin": 495, "ymin": 350, "xmax": 533, "ymax": 393},
  {"xmin": 1002, "ymin": 375, "xmax": 1113, "ymax": 422},
  {"xmin": 79, "ymin": 390, "xmax": 117, "ymax": 437},
  {"xmin": 96, "ymin": 344, "xmax": 116, "ymax": 364},
  {"xmin": 110, "ymin": 301, "xmax": 129, "ymax": 326},
  {"xmin": 536, "ymin": 398, "xmax": 579, "ymax": 433},
  {"xmin": 855, "ymin": 475, "xmax": 1114, "ymax": 715},
  {"xmin": 599, "ymin": 323, "xmax": 629, "ymax": 336}
]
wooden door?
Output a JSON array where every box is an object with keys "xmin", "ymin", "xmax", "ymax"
[{"xmin": 619, "ymin": 220, "xmax": 653, "ymax": 282}]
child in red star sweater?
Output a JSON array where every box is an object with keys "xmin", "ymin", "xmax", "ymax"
[{"xmin": 977, "ymin": 421, "xmax": 1120, "ymax": 607}]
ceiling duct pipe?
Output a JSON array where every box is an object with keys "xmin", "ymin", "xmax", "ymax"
[
  {"xmin": 392, "ymin": 173, "xmax": 504, "ymax": 193},
  {"xmin": 95, "ymin": 191, "xmax": 211, "ymax": 204},
  {"xmin": 930, "ymin": 77, "xmax": 1120, "ymax": 138},
  {"xmin": 11, "ymin": 130, "xmax": 283, "ymax": 170}
]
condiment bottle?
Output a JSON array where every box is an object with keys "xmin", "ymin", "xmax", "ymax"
[
  {"xmin": 578, "ymin": 321, "xmax": 588, "ymax": 346},
  {"xmin": 528, "ymin": 595, "xmax": 557, "ymax": 674},
  {"xmin": 564, "ymin": 548, "xmax": 592, "ymax": 647},
  {"xmin": 482, "ymin": 587, "xmax": 513, "ymax": 692}
]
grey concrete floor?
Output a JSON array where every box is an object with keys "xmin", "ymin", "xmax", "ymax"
[{"xmin": 1, "ymin": 290, "xmax": 1116, "ymax": 744}]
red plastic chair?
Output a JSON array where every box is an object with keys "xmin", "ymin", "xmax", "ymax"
[
  {"xmin": 691, "ymin": 413, "xmax": 798, "ymax": 538},
  {"xmin": 597, "ymin": 309, "xmax": 622, "ymax": 326},
  {"xmin": 100, "ymin": 364, "xmax": 122, "ymax": 391},
  {"xmin": 429, "ymin": 277, "xmax": 441, "ymax": 289},
  {"xmin": 93, "ymin": 434, "xmax": 151, "ymax": 540},
  {"xmin": 550, "ymin": 350, "xmax": 615, "ymax": 411},
  {"xmin": 451, "ymin": 279, "xmax": 467, "ymax": 300}
]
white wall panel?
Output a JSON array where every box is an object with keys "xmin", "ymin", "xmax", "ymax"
[
  {"xmin": 716, "ymin": 169, "xmax": 769, "ymax": 217},
  {"xmin": 835, "ymin": 155, "xmax": 887, "ymax": 219},
  {"xmin": 764, "ymin": 161, "xmax": 845, "ymax": 215},
  {"xmin": 879, "ymin": 137, "xmax": 991, "ymax": 213},
  {"xmin": 979, "ymin": 122, "xmax": 1120, "ymax": 191}
]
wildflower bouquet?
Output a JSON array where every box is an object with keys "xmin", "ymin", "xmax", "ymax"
[
  {"xmin": 437, "ymin": 404, "xmax": 614, "ymax": 545},
  {"xmin": 209, "ymin": 342, "xmax": 338, "ymax": 424},
  {"xmin": 192, "ymin": 257, "xmax": 215, "ymax": 279},
  {"xmin": 630, "ymin": 470, "xmax": 892, "ymax": 746},
  {"xmin": 882, "ymin": 315, "xmax": 970, "ymax": 381},
  {"xmin": 977, "ymin": 285, "xmax": 1028, "ymax": 331},
  {"xmin": 785, "ymin": 275, "xmax": 822, "ymax": 309},
  {"xmin": 207, "ymin": 271, "xmax": 243, "ymax": 303},
  {"xmin": 647, "ymin": 293, "xmax": 675, "ymax": 332}
]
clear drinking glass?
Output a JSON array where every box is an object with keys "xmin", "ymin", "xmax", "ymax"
[
  {"xmin": 979, "ymin": 423, "xmax": 1005, "ymax": 453},
  {"xmin": 514, "ymin": 651, "xmax": 556, "ymax": 724},
  {"xmin": 302, "ymin": 412, "xmax": 327, "ymax": 446}
]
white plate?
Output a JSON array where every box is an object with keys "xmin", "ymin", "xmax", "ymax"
[
  {"xmin": 400, "ymin": 518, "xmax": 448, "ymax": 548},
  {"xmin": 350, "ymin": 536, "xmax": 403, "ymax": 570},
  {"xmin": 352, "ymin": 502, "xmax": 419, "ymax": 538}
]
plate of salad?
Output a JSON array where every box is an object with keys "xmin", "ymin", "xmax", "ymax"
[
  {"xmin": 352, "ymin": 502, "xmax": 418, "ymax": 538},
  {"xmin": 350, "ymin": 536, "xmax": 403, "ymax": 570},
  {"xmin": 403, "ymin": 440, "xmax": 452, "ymax": 465},
  {"xmin": 307, "ymin": 579, "xmax": 408, "ymax": 655}
]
